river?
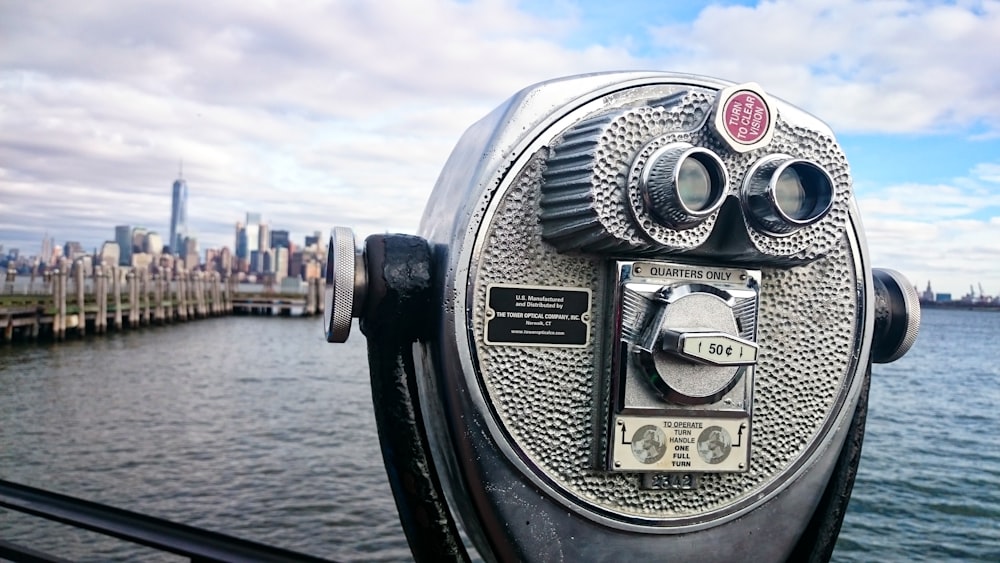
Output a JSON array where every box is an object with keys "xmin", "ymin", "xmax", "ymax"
[{"xmin": 1, "ymin": 309, "xmax": 997, "ymax": 561}]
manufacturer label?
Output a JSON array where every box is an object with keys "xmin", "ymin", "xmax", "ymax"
[
  {"xmin": 485, "ymin": 284, "xmax": 591, "ymax": 347},
  {"xmin": 612, "ymin": 415, "xmax": 750, "ymax": 473}
]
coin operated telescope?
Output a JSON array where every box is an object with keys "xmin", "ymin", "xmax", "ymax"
[{"xmin": 324, "ymin": 72, "xmax": 920, "ymax": 562}]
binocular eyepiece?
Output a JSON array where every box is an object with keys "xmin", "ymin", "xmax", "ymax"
[{"xmin": 325, "ymin": 72, "xmax": 919, "ymax": 563}]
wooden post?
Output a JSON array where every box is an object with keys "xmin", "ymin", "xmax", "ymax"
[
  {"xmin": 215, "ymin": 272, "xmax": 226, "ymax": 315},
  {"xmin": 141, "ymin": 270, "xmax": 148, "ymax": 325},
  {"xmin": 192, "ymin": 272, "xmax": 200, "ymax": 317},
  {"xmin": 204, "ymin": 272, "xmax": 211, "ymax": 315},
  {"xmin": 316, "ymin": 277, "xmax": 324, "ymax": 315},
  {"xmin": 206, "ymin": 273, "xmax": 214, "ymax": 315},
  {"xmin": 4, "ymin": 264, "xmax": 15, "ymax": 294},
  {"xmin": 75, "ymin": 260, "xmax": 85, "ymax": 337},
  {"xmin": 198, "ymin": 273, "xmax": 207, "ymax": 317},
  {"xmin": 208, "ymin": 272, "xmax": 216, "ymax": 317},
  {"xmin": 51, "ymin": 267, "xmax": 60, "ymax": 340},
  {"xmin": 304, "ymin": 278, "xmax": 312, "ymax": 315},
  {"xmin": 202, "ymin": 273, "xmax": 208, "ymax": 317},
  {"xmin": 153, "ymin": 273, "xmax": 162, "ymax": 324},
  {"xmin": 31, "ymin": 308, "xmax": 40, "ymax": 339},
  {"xmin": 185, "ymin": 269, "xmax": 192, "ymax": 319},
  {"xmin": 194, "ymin": 272, "xmax": 205, "ymax": 318},
  {"xmin": 113, "ymin": 266, "xmax": 123, "ymax": 331},
  {"xmin": 177, "ymin": 268, "xmax": 187, "ymax": 321},
  {"xmin": 137, "ymin": 271, "xmax": 145, "ymax": 325},
  {"xmin": 55, "ymin": 264, "xmax": 66, "ymax": 340},
  {"xmin": 95, "ymin": 265, "xmax": 106, "ymax": 334},
  {"xmin": 147, "ymin": 270, "xmax": 153, "ymax": 324},
  {"xmin": 127, "ymin": 270, "xmax": 138, "ymax": 328},
  {"xmin": 184, "ymin": 271, "xmax": 192, "ymax": 318},
  {"xmin": 163, "ymin": 268, "xmax": 173, "ymax": 322}
]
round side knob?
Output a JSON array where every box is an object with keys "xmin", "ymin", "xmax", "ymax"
[
  {"xmin": 871, "ymin": 268, "xmax": 921, "ymax": 363},
  {"xmin": 324, "ymin": 227, "xmax": 366, "ymax": 343}
]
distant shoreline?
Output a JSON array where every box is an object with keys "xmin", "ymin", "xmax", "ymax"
[{"xmin": 919, "ymin": 301, "xmax": 1000, "ymax": 312}]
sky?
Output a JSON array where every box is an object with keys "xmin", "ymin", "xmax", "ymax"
[{"xmin": 1, "ymin": 0, "xmax": 998, "ymax": 297}]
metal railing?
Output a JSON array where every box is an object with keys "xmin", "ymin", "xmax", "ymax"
[{"xmin": 0, "ymin": 479, "xmax": 338, "ymax": 563}]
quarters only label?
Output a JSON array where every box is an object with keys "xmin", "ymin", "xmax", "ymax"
[{"xmin": 485, "ymin": 284, "xmax": 591, "ymax": 347}]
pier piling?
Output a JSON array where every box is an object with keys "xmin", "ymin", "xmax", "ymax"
[
  {"xmin": 112, "ymin": 266, "xmax": 123, "ymax": 331},
  {"xmin": 2, "ymin": 268, "xmax": 321, "ymax": 343},
  {"xmin": 75, "ymin": 261, "xmax": 85, "ymax": 338},
  {"xmin": 95, "ymin": 266, "xmax": 107, "ymax": 334}
]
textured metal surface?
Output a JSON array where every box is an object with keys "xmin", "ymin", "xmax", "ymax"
[
  {"xmin": 538, "ymin": 84, "xmax": 851, "ymax": 262},
  {"xmin": 324, "ymin": 226, "xmax": 357, "ymax": 343},
  {"xmin": 468, "ymin": 129, "xmax": 861, "ymax": 524},
  {"xmin": 413, "ymin": 72, "xmax": 872, "ymax": 560}
]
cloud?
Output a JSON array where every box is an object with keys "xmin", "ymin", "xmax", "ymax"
[
  {"xmin": 1, "ymin": 0, "xmax": 999, "ymax": 301},
  {"xmin": 972, "ymin": 162, "xmax": 1000, "ymax": 184},
  {"xmin": 0, "ymin": 0, "xmax": 644, "ymax": 255},
  {"xmin": 647, "ymin": 0, "xmax": 1000, "ymax": 134},
  {"xmin": 857, "ymin": 161, "xmax": 1000, "ymax": 295}
]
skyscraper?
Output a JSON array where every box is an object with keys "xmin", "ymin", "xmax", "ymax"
[
  {"xmin": 40, "ymin": 233, "xmax": 53, "ymax": 265},
  {"xmin": 270, "ymin": 230, "xmax": 290, "ymax": 249},
  {"xmin": 182, "ymin": 236, "xmax": 199, "ymax": 270},
  {"xmin": 131, "ymin": 227, "xmax": 148, "ymax": 255},
  {"xmin": 235, "ymin": 221, "xmax": 247, "ymax": 259},
  {"xmin": 258, "ymin": 223, "xmax": 270, "ymax": 254},
  {"xmin": 245, "ymin": 212, "xmax": 261, "ymax": 256},
  {"xmin": 170, "ymin": 166, "xmax": 189, "ymax": 254},
  {"xmin": 115, "ymin": 225, "xmax": 131, "ymax": 266}
]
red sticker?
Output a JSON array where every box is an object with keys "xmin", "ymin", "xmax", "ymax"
[{"xmin": 721, "ymin": 90, "xmax": 770, "ymax": 145}]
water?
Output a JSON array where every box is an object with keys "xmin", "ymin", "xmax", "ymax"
[
  {"xmin": 0, "ymin": 317, "xmax": 409, "ymax": 562},
  {"xmin": 1, "ymin": 310, "xmax": 997, "ymax": 561},
  {"xmin": 835, "ymin": 308, "xmax": 1000, "ymax": 562}
]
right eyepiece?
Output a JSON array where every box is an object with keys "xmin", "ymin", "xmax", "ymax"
[
  {"xmin": 743, "ymin": 155, "xmax": 835, "ymax": 235},
  {"xmin": 641, "ymin": 143, "xmax": 728, "ymax": 229}
]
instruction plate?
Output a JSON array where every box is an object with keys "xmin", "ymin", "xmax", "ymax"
[
  {"xmin": 611, "ymin": 415, "xmax": 750, "ymax": 473},
  {"xmin": 485, "ymin": 284, "xmax": 591, "ymax": 347}
]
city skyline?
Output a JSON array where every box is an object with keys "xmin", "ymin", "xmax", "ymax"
[
  {"xmin": 0, "ymin": 215, "xmax": 324, "ymax": 263},
  {"xmin": 2, "ymin": 1, "xmax": 999, "ymax": 297},
  {"xmin": 4, "ymin": 221, "xmax": 997, "ymax": 302}
]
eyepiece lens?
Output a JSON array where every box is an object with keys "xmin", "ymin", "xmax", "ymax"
[
  {"xmin": 743, "ymin": 156, "xmax": 835, "ymax": 235},
  {"xmin": 677, "ymin": 157, "xmax": 713, "ymax": 212},
  {"xmin": 773, "ymin": 162, "xmax": 833, "ymax": 223},
  {"xmin": 640, "ymin": 143, "xmax": 727, "ymax": 228},
  {"xmin": 775, "ymin": 167, "xmax": 809, "ymax": 220}
]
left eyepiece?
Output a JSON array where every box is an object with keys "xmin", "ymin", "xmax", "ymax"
[
  {"xmin": 743, "ymin": 156, "xmax": 835, "ymax": 235},
  {"xmin": 640, "ymin": 143, "xmax": 728, "ymax": 228}
]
